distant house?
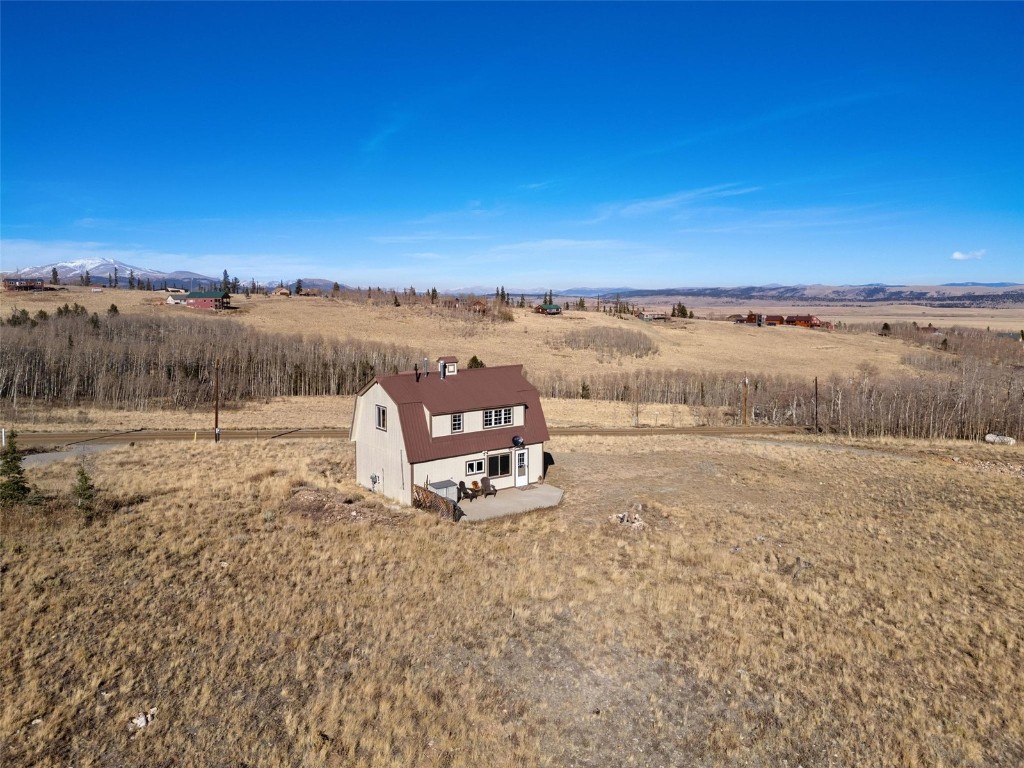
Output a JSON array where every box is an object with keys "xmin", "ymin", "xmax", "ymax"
[
  {"xmin": 534, "ymin": 303, "xmax": 562, "ymax": 315},
  {"xmin": 2, "ymin": 278, "xmax": 45, "ymax": 291},
  {"xmin": 274, "ymin": 286, "xmax": 291, "ymax": 297},
  {"xmin": 166, "ymin": 295, "xmax": 183, "ymax": 305},
  {"xmin": 764, "ymin": 314, "xmax": 786, "ymax": 326},
  {"xmin": 785, "ymin": 315, "xmax": 822, "ymax": 328},
  {"xmin": 351, "ymin": 357, "xmax": 550, "ymax": 506},
  {"xmin": 469, "ymin": 299, "xmax": 487, "ymax": 313},
  {"xmin": 638, "ymin": 311, "xmax": 668, "ymax": 321},
  {"xmin": 184, "ymin": 290, "xmax": 230, "ymax": 310}
]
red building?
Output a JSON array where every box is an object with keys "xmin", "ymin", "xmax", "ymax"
[{"xmin": 184, "ymin": 290, "xmax": 230, "ymax": 310}]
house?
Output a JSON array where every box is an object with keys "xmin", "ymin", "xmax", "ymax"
[
  {"xmin": 184, "ymin": 290, "xmax": 230, "ymax": 310},
  {"xmin": 274, "ymin": 286, "xmax": 292, "ymax": 297},
  {"xmin": 351, "ymin": 357, "xmax": 550, "ymax": 506},
  {"xmin": 534, "ymin": 303, "xmax": 562, "ymax": 315},
  {"xmin": 2, "ymin": 278, "xmax": 45, "ymax": 291},
  {"xmin": 638, "ymin": 311, "xmax": 668, "ymax": 322},
  {"xmin": 166, "ymin": 295, "xmax": 183, "ymax": 305},
  {"xmin": 785, "ymin": 314, "xmax": 821, "ymax": 328},
  {"xmin": 764, "ymin": 314, "xmax": 786, "ymax": 326}
]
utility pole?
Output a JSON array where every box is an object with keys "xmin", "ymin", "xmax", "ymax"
[
  {"xmin": 742, "ymin": 378, "xmax": 749, "ymax": 426},
  {"xmin": 214, "ymin": 358, "xmax": 221, "ymax": 443}
]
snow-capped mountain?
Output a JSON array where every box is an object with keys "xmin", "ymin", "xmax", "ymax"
[{"xmin": 4, "ymin": 258, "xmax": 216, "ymax": 288}]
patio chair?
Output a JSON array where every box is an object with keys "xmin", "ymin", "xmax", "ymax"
[
  {"xmin": 480, "ymin": 476, "xmax": 498, "ymax": 497},
  {"xmin": 458, "ymin": 481, "xmax": 478, "ymax": 502}
]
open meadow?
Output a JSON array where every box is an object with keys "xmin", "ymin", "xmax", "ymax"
[
  {"xmin": 2, "ymin": 434, "xmax": 1022, "ymax": 766},
  {"xmin": 3, "ymin": 285, "xmax": 1024, "ymax": 765}
]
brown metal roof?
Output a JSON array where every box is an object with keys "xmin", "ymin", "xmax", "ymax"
[{"xmin": 375, "ymin": 365, "xmax": 550, "ymax": 464}]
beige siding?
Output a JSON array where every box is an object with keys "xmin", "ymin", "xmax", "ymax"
[
  {"xmin": 353, "ymin": 384, "xmax": 411, "ymax": 505},
  {"xmin": 412, "ymin": 441, "xmax": 545, "ymax": 493}
]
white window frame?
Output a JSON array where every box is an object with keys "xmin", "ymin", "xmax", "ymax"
[
  {"xmin": 451, "ymin": 413, "xmax": 463, "ymax": 433},
  {"xmin": 466, "ymin": 459, "xmax": 484, "ymax": 475},
  {"xmin": 375, "ymin": 404, "xmax": 387, "ymax": 431},
  {"xmin": 483, "ymin": 406, "xmax": 513, "ymax": 429}
]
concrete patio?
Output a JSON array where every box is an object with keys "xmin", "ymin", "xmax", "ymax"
[{"xmin": 457, "ymin": 483, "xmax": 563, "ymax": 521}]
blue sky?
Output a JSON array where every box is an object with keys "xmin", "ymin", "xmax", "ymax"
[{"xmin": 2, "ymin": 2, "xmax": 1021, "ymax": 289}]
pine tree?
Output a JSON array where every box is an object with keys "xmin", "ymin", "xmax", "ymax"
[
  {"xmin": 295, "ymin": 279, "xmax": 303, "ymax": 294},
  {"xmin": 73, "ymin": 464, "xmax": 96, "ymax": 515},
  {"xmin": 430, "ymin": 287, "xmax": 438, "ymax": 304},
  {"xmin": 222, "ymin": 270, "xmax": 230, "ymax": 292},
  {"xmin": 128, "ymin": 270, "xmax": 135, "ymax": 289},
  {"xmin": 0, "ymin": 432, "xmax": 31, "ymax": 505},
  {"xmin": 50, "ymin": 267, "xmax": 60, "ymax": 285}
]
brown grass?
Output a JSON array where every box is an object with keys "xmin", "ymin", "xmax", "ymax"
[
  {"xmin": 2, "ymin": 285, "xmax": 932, "ymax": 379},
  {"xmin": 3, "ymin": 435, "xmax": 1022, "ymax": 766}
]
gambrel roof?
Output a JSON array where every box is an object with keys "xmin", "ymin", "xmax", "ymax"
[{"xmin": 362, "ymin": 364, "xmax": 550, "ymax": 464}]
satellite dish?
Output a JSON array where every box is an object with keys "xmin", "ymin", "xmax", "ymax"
[{"xmin": 512, "ymin": 435, "xmax": 524, "ymax": 447}]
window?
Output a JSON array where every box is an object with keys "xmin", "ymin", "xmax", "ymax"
[
  {"xmin": 375, "ymin": 404, "xmax": 387, "ymax": 431},
  {"xmin": 451, "ymin": 413, "xmax": 463, "ymax": 433},
  {"xmin": 483, "ymin": 407, "xmax": 513, "ymax": 428},
  {"xmin": 487, "ymin": 453, "xmax": 511, "ymax": 478},
  {"xmin": 466, "ymin": 459, "xmax": 484, "ymax": 475}
]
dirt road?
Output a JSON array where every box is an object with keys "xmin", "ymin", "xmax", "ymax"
[{"xmin": 10, "ymin": 424, "xmax": 805, "ymax": 449}]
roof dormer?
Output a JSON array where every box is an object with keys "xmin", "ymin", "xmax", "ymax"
[{"xmin": 437, "ymin": 356, "xmax": 458, "ymax": 378}]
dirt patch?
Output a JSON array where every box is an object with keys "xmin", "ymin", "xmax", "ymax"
[{"xmin": 283, "ymin": 486, "xmax": 405, "ymax": 525}]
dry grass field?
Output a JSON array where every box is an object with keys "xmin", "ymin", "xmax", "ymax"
[
  {"xmin": 3, "ymin": 434, "xmax": 1023, "ymax": 766},
  {"xmin": 697, "ymin": 303, "xmax": 1024, "ymax": 332},
  {"xmin": 1, "ymin": 285, "xmax": 944, "ymax": 380}
]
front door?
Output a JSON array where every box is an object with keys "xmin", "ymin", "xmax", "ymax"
[{"xmin": 515, "ymin": 449, "xmax": 528, "ymax": 487}]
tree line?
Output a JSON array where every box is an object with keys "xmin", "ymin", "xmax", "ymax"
[{"xmin": 1, "ymin": 307, "xmax": 424, "ymax": 411}]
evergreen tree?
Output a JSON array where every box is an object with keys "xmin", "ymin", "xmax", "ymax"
[
  {"xmin": 50, "ymin": 267, "xmax": 60, "ymax": 285},
  {"xmin": 107, "ymin": 304, "xmax": 119, "ymax": 316},
  {"xmin": 113, "ymin": 266, "xmax": 119, "ymax": 287},
  {"xmin": 518, "ymin": 294, "xmax": 526, "ymax": 308},
  {"xmin": 128, "ymin": 269, "xmax": 135, "ymax": 289},
  {"xmin": 295, "ymin": 279, "xmax": 303, "ymax": 294},
  {"xmin": 332, "ymin": 282, "xmax": 341, "ymax": 296},
  {"xmin": 0, "ymin": 432, "xmax": 31, "ymax": 505},
  {"xmin": 222, "ymin": 270, "xmax": 230, "ymax": 292},
  {"xmin": 108, "ymin": 273, "xmax": 114, "ymax": 287},
  {"xmin": 467, "ymin": 355, "xmax": 485, "ymax": 368},
  {"xmin": 73, "ymin": 464, "xmax": 96, "ymax": 515},
  {"xmin": 430, "ymin": 287, "xmax": 438, "ymax": 304}
]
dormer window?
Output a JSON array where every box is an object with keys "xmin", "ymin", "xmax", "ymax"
[
  {"xmin": 451, "ymin": 413, "xmax": 463, "ymax": 433},
  {"xmin": 483, "ymin": 407, "xmax": 513, "ymax": 428},
  {"xmin": 375, "ymin": 405, "xmax": 387, "ymax": 431}
]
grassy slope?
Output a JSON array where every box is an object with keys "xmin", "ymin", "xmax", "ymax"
[{"xmin": 3, "ymin": 436, "xmax": 1022, "ymax": 767}]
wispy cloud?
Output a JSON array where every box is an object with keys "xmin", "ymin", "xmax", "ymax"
[
  {"xmin": 516, "ymin": 180, "xmax": 555, "ymax": 191},
  {"xmin": 951, "ymin": 249, "xmax": 985, "ymax": 261},
  {"xmin": 362, "ymin": 112, "xmax": 411, "ymax": 154},
  {"xmin": 583, "ymin": 183, "xmax": 760, "ymax": 224},
  {"xmin": 369, "ymin": 232, "xmax": 489, "ymax": 244},
  {"xmin": 407, "ymin": 201, "xmax": 504, "ymax": 226},
  {"xmin": 675, "ymin": 204, "xmax": 895, "ymax": 234}
]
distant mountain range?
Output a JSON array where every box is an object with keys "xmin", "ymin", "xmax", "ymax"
[
  {"xmin": 3, "ymin": 258, "xmax": 1021, "ymax": 306},
  {"xmin": 547, "ymin": 283, "xmax": 1024, "ymax": 307},
  {"xmin": 3, "ymin": 258, "xmax": 218, "ymax": 289}
]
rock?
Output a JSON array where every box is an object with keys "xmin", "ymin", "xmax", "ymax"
[
  {"xmin": 985, "ymin": 434, "xmax": 1017, "ymax": 445},
  {"xmin": 129, "ymin": 708, "xmax": 156, "ymax": 731}
]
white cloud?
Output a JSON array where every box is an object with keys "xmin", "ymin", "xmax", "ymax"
[{"xmin": 951, "ymin": 249, "xmax": 985, "ymax": 261}]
